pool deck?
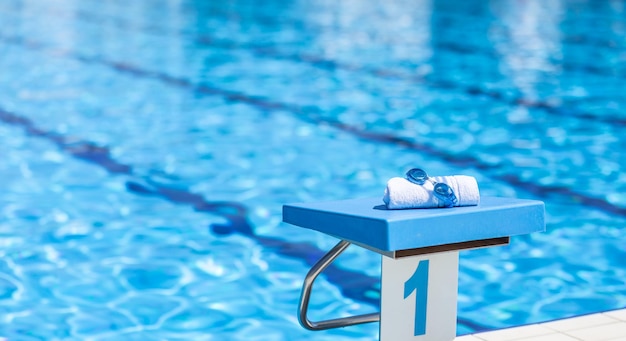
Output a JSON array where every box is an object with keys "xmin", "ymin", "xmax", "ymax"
[{"xmin": 456, "ymin": 308, "xmax": 626, "ymax": 341}]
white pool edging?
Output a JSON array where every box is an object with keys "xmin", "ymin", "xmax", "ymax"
[{"xmin": 456, "ymin": 308, "xmax": 626, "ymax": 341}]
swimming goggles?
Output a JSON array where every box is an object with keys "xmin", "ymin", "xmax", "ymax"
[{"xmin": 405, "ymin": 168, "xmax": 458, "ymax": 208}]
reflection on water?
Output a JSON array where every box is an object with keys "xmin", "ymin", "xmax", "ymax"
[{"xmin": 0, "ymin": 0, "xmax": 625, "ymax": 339}]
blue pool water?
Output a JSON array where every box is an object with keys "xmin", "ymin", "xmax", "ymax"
[{"xmin": 0, "ymin": 0, "xmax": 625, "ymax": 339}]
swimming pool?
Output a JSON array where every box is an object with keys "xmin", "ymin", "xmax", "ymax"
[{"xmin": 0, "ymin": 0, "xmax": 625, "ymax": 339}]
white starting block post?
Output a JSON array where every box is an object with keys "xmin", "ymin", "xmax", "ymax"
[{"xmin": 283, "ymin": 196, "xmax": 545, "ymax": 341}]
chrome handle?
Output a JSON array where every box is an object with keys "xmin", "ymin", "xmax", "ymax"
[{"xmin": 298, "ymin": 240, "xmax": 380, "ymax": 330}]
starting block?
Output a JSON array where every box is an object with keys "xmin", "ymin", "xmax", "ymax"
[{"xmin": 283, "ymin": 196, "xmax": 545, "ymax": 340}]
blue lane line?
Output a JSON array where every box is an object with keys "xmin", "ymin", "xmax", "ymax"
[
  {"xmin": 1, "ymin": 33, "xmax": 625, "ymax": 218},
  {"xmin": 0, "ymin": 107, "xmax": 491, "ymax": 332},
  {"xmin": 246, "ymin": 47, "xmax": 626, "ymax": 127},
  {"xmin": 1, "ymin": 3, "xmax": 623, "ymax": 126}
]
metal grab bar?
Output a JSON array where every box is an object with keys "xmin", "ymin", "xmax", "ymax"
[{"xmin": 298, "ymin": 240, "xmax": 381, "ymax": 330}]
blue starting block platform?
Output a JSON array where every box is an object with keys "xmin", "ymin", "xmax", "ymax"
[
  {"xmin": 283, "ymin": 196, "xmax": 545, "ymax": 256},
  {"xmin": 283, "ymin": 196, "xmax": 545, "ymax": 340}
]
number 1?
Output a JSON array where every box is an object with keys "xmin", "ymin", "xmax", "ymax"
[{"xmin": 404, "ymin": 259, "xmax": 429, "ymax": 336}]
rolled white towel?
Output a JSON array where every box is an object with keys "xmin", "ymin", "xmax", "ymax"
[{"xmin": 383, "ymin": 175, "xmax": 480, "ymax": 209}]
